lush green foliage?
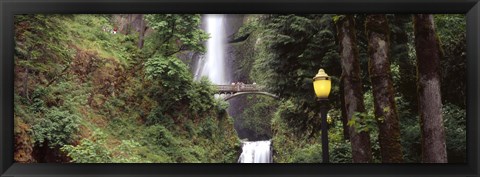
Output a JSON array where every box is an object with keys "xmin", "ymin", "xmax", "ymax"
[
  {"xmin": 252, "ymin": 14, "xmax": 341, "ymax": 140},
  {"xmin": 61, "ymin": 130, "xmax": 144, "ymax": 163},
  {"xmin": 15, "ymin": 15, "xmax": 73, "ymax": 74},
  {"xmin": 241, "ymin": 14, "xmax": 466, "ymax": 163},
  {"xmin": 13, "ymin": 13, "xmax": 467, "ymax": 163},
  {"xmin": 25, "ymin": 81, "xmax": 88, "ymax": 148},
  {"xmin": 144, "ymin": 55, "xmax": 192, "ymax": 103},
  {"xmin": 435, "ymin": 15, "xmax": 467, "ymax": 108},
  {"xmin": 14, "ymin": 14, "xmax": 240, "ymax": 163},
  {"xmin": 244, "ymin": 14, "xmax": 348, "ymax": 162},
  {"xmin": 235, "ymin": 95, "xmax": 277, "ymax": 140},
  {"xmin": 144, "ymin": 14, "xmax": 209, "ymax": 56},
  {"xmin": 32, "ymin": 107, "xmax": 80, "ymax": 148},
  {"xmin": 443, "ymin": 103, "xmax": 466, "ymax": 162}
]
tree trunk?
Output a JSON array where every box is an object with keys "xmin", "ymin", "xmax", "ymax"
[
  {"xmin": 23, "ymin": 67, "xmax": 29, "ymax": 100},
  {"xmin": 125, "ymin": 14, "xmax": 132, "ymax": 35},
  {"xmin": 336, "ymin": 15, "xmax": 372, "ymax": 163},
  {"xmin": 138, "ymin": 14, "xmax": 146, "ymax": 49},
  {"xmin": 365, "ymin": 14, "xmax": 404, "ymax": 163},
  {"xmin": 339, "ymin": 79, "xmax": 350, "ymax": 140},
  {"xmin": 23, "ymin": 49, "xmax": 32, "ymax": 101},
  {"xmin": 413, "ymin": 14, "xmax": 447, "ymax": 163},
  {"xmin": 391, "ymin": 14, "xmax": 418, "ymax": 112}
]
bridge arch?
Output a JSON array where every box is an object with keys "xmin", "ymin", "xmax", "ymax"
[
  {"xmin": 223, "ymin": 92, "xmax": 279, "ymax": 101},
  {"xmin": 213, "ymin": 84, "xmax": 278, "ymax": 101}
]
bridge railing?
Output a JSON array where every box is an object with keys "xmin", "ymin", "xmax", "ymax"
[{"xmin": 215, "ymin": 84, "xmax": 264, "ymax": 93}]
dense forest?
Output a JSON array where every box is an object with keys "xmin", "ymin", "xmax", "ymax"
[{"xmin": 14, "ymin": 14, "xmax": 466, "ymax": 163}]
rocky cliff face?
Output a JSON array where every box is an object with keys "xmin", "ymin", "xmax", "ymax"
[
  {"xmin": 223, "ymin": 15, "xmax": 272, "ymax": 140},
  {"xmin": 112, "ymin": 14, "xmax": 152, "ymax": 48},
  {"xmin": 112, "ymin": 14, "xmax": 149, "ymax": 35},
  {"xmin": 222, "ymin": 15, "xmax": 251, "ymax": 139},
  {"xmin": 225, "ymin": 14, "xmax": 246, "ymax": 85}
]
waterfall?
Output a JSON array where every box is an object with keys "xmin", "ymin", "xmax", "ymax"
[
  {"xmin": 194, "ymin": 14, "xmax": 273, "ymax": 163},
  {"xmin": 194, "ymin": 14, "xmax": 228, "ymax": 84},
  {"xmin": 238, "ymin": 140, "xmax": 272, "ymax": 163}
]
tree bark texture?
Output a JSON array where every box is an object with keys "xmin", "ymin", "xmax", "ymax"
[
  {"xmin": 339, "ymin": 80, "xmax": 350, "ymax": 140},
  {"xmin": 413, "ymin": 14, "xmax": 448, "ymax": 163},
  {"xmin": 365, "ymin": 14, "xmax": 404, "ymax": 163},
  {"xmin": 336, "ymin": 15, "xmax": 372, "ymax": 163},
  {"xmin": 138, "ymin": 14, "xmax": 146, "ymax": 49}
]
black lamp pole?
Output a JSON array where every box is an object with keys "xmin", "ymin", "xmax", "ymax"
[{"xmin": 319, "ymin": 99, "xmax": 329, "ymax": 163}]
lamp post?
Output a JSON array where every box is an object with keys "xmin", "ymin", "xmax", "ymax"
[{"xmin": 313, "ymin": 69, "xmax": 332, "ymax": 163}]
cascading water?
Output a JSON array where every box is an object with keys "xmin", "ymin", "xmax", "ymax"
[
  {"xmin": 238, "ymin": 140, "xmax": 272, "ymax": 163},
  {"xmin": 195, "ymin": 14, "xmax": 272, "ymax": 163},
  {"xmin": 194, "ymin": 14, "xmax": 228, "ymax": 84}
]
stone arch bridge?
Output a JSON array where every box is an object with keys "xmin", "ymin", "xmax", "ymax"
[{"xmin": 214, "ymin": 84, "xmax": 278, "ymax": 101}]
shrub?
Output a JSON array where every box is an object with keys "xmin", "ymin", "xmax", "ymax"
[
  {"xmin": 145, "ymin": 125, "xmax": 178, "ymax": 147},
  {"xmin": 32, "ymin": 107, "xmax": 80, "ymax": 148},
  {"xmin": 198, "ymin": 117, "xmax": 217, "ymax": 137},
  {"xmin": 290, "ymin": 144, "xmax": 323, "ymax": 163},
  {"xmin": 144, "ymin": 55, "xmax": 191, "ymax": 92},
  {"xmin": 61, "ymin": 130, "xmax": 111, "ymax": 163},
  {"xmin": 62, "ymin": 130, "xmax": 145, "ymax": 163},
  {"xmin": 330, "ymin": 140, "xmax": 353, "ymax": 163},
  {"xmin": 187, "ymin": 77, "xmax": 216, "ymax": 114},
  {"xmin": 443, "ymin": 103, "xmax": 466, "ymax": 162},
  {"xmin": 145, "ymin": 107, "xmax": 175, "ymax": 127},
  {"xmin": 28, "ymin": 87, "xmax": 49, "ymax": 113},
  {"xmin": 111, "ymin": 139, "xmax": 144, "ymax": 163}
]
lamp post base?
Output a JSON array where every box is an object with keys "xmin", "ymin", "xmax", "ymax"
[{"xmin": 319, "ymin": 99, "xmax": 329, "ymax": 163}]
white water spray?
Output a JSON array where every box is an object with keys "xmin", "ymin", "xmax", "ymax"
[{"xmin": 238, "ymin": 140, "xmax": 272, "ymax": 163}]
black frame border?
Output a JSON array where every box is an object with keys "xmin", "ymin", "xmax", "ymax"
[{"xmin": 1, "ymin": 0, "xmax": 479, "ymax": 177}]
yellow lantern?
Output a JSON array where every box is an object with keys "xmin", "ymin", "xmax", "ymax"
[{"xmin": 313, "ymin": 69, "xmax": 331, "ymax": 99}]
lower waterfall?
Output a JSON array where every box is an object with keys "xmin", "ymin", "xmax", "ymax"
[{"xmin": 238, "ymin": 140, "xmax": 272, "ymax": 163}]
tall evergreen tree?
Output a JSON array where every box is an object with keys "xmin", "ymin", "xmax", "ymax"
[
  {"xmin": 413, "ymin": 14, "xmax": 448, "ymax": 163},
  {"xmin": 335, "ymin": 15, "xmax": 372, "ymax": 163},
  {"xmin": 365, "ymin": 14, "xmax": 403, "ymax": 163},
  {"xmin": 390, "ymin": 15, "xmax": 417, "ymax": 111}
]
